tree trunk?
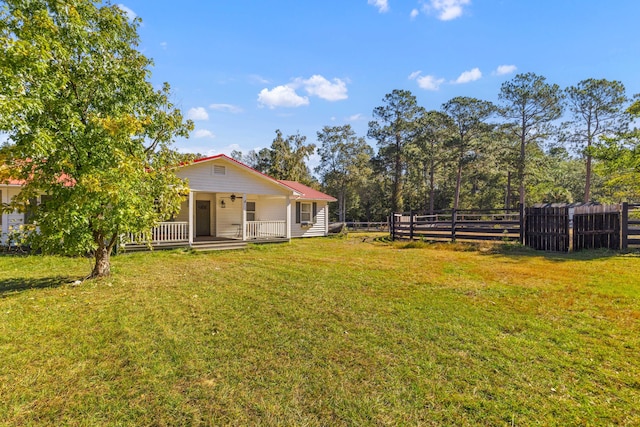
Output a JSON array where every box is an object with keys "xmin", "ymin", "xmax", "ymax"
[
  {"xmin": 91, "ymin": 243, "xmax": 111, "ymax": 278},
  {"xmin": 90, "ymin": 232, "xmax": 116, "ymax": 278},
  {"xmin": 429, "ymin": 144, "xmax": 436, "ymax": 215},
  {"xmin": 505, "ymin": 171, "xmax": 511, "ymax": 211},
  {"xmin": 519, "ymin": 129, "xmax": 526, "ymax": 207},
  {"xmin": 584, "ymin": 153, "xmax": 592, "ymax": 203},
  {"xmin": 454, "ymin": 144, "xmax": 464, "ymax": 210},
  {"xmin": 392, "ymin": 134, "xmax": 403, "ymax": 213},
  {"xmin": 584, "ymin": 120, "xmax": 593, "ymax": 203}
]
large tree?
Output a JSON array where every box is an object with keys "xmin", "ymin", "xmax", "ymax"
[
  {"xmin": 315, "ymin": 125, "xmax": 373, "ymax": 222},
  {"xmin": 564, "ymin": 79, "xmax": 629, "ymax": 202},
  {"xmin": 498, "ymin": 72, "xmax": 564, "ymax": 206},
  {"xmin": 411, "ymin": 110, "xmax": 452, "ymax": 214},
  {"xmin": 368, "ymin": 89, "xmax": 424, "ymax": 213},
  {"xmin": 267, "ymin": 130, "xmax": 316, "ymax": 185},
  {"xmin": 0, "ymin": 0, "xmax": 193, "ymax": 278},
  {"xmin": 442, "ymin": 97, "xmax": 495, "ymax": 210},
  {"xmin": 591, "ymin": 99, "xmax": 640, "ymax": 202}
]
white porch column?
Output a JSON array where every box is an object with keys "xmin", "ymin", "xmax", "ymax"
[
  {"xmin": 285, "ymin": 196, "xmax": 291, "ymax": 239},
  {"xmin": 188, "ymin": 190, "xmax": 194, "ymax": 245},
  {"xmin": 241, "ymin": 193, "xmax": 247, "ymax": 240}
]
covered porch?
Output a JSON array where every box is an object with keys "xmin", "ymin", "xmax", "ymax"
[{"xmin": 123, "ymin": 190, "xmax": 291, "ymax": 249}]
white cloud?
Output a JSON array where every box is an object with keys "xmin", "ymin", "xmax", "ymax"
[
  {"xmin": 257, "ymin": 85, "xmax": 309, "ymax": 109},
  {"xmin": 417, "ymin": 75, "xmax": 445, "ymax": 90},
  {"xmin": 209, "ymin": 103, "xmax": 243, "ymax": 113},
  {"xmin": 453, "ymin": 67, "xmax": 482, "ymax": 84},
  {"xmin": 160, "ymin": 42, "xmax": 167, "ymax": 50},
  {"xmin": 410, "ymin": 8, "xmax": 420, "ymax": 19},
  {"xmin": 187, "ymin": 107, "xmax": 209, "ymax": 121},
  {"xmin": 249, "ymin": 74, "xmax": 270, "ymax": 85},
  {"xmin": 193, "ymin": 129, "xmax": 215, "ymax": 139},
  {"xmin": 408, "ymin": 70, "xmax": 423, "ymax": 80},
  {"xmin": 348, "ymin": 113, "xmax": 365, "ymax": 121},
  {"xmin": 494, "ymin": 64, "xmax": 517, "ymax": 75},
  {"xmin": 368, "ymin": 0, "xmax": 389, "ymax": 13},
  {"xmin": 296, "ymin": 75, "xmax": 348, "ymax": 101},
  {"xmin": 116, "ymin": 4, "xmax": 137, "ymax": 21},
  {"xmin": 425, "ymin": 0, "xmax": 470, "ymax": 21},
  {"xmin": 258, "ymin": 75, "xmax": 348, "ymax": 108},
  {"xmin": 409, "ymin": 71, "xmax": 445, "ymax": 91}
]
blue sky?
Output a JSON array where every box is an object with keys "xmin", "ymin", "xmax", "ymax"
[{"xmin": 117, "ymin": 0, "xmax": 640, "ymax": 160}]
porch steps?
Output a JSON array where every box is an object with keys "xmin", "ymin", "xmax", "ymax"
[
  {"xmin": 121, "ymin": 238, "xmax": 289, "ymax": 253},
  {"xmin": 191, "ymin": 241, "xmax": 247, "ymax": 251},
  {"xmin": 121, "ymin": 241, "xmax": 247, "ymax": 252}
]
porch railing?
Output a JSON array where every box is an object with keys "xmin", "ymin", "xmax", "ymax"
[
  {"xmin": 246, "ymin": 220, "xmax": 286, "ymax": 239},
  {"xmin": 127, "ymin": 221, "xmax": 189, "ymax": 244}
]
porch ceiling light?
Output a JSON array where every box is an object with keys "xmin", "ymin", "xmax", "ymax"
[{"xmin": 230, "ymin": 194, "xmax": 236, "ymax": 202}]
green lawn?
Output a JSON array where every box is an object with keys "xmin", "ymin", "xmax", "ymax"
[{"xmin": 1, "ymin": 236, "xmax": 639, "ymax": 426}]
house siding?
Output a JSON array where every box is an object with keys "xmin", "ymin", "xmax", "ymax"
[
  {"xmin": 291, "ymin": 201, "xmax": 329, "ymax": 238},
  {"xmin": 1, "ymin": 186, "xmax": 25, "ymax": 245},
  {"xmin": 178, "ymin": 159, "xmax": 291, "ymax": 196}
]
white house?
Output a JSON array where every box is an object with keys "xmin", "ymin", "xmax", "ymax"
[
  {"xmin": 1, "ymin": 154, "xmax": 337, "ymax": 250},
  {"xmin": 0, "ymin": 177, "xmax": 24, "ymax": 243}
]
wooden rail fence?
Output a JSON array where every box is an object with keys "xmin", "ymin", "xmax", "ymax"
[
  {"xmin": 391, "ymin": 208, "xmax": 522, "ymax": 244},
  {"xmin": 390, "ymin": 203, "xmax": 640, "ymax": 252}
]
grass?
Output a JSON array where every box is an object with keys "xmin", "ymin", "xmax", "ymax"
[{"xmin": 1, "ymin": 235, "xmax": 639, "ymax": 426}]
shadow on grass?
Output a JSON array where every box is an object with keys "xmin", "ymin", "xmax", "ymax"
[
  {"xmin": 0, "ymin": 276, "xmax": 79, "ymax": 296},
  {"xmin": 387, "ymin": 237, "xmax": 640, "ymax": 261},
  {"xmin": 489, "ymin": 246, "xmax": 640, "ymax": 262}
]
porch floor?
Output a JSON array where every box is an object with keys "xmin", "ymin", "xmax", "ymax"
[{"xmin": 122, "ymin": 236, "xmax": 289, "ymax": 252}]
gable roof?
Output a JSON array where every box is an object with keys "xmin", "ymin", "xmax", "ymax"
[
  {"xmin": 185, "ymin": 155, "xmax": 335, "ymax": 201},
  {"xmin": 279, "ymin": 180, "xmax": 337, "ymax": 202},
  {"xmin": 184, "ymin": 154, "xmax": 301, "ymax": 195}
]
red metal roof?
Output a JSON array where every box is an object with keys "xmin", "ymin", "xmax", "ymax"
[{"xmin": 278, "ymin": 180, "xmax": 337, "ymax": 202}]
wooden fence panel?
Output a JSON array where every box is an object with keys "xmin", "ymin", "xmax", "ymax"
[
  {"xmin": 525, "ymin": 206, "xmax": 569, "ymax": 252},
  {"xmin": 573, "ymin": 205, "xmax": 621, "ymax": 251},
  {"xmin": 626, "ymin": 203, "xmax": 640, "ymax": 248}
]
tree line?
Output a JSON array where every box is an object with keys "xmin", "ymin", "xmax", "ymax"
[{"xmin": 234, "ymin": 74, "xmax": 639, "ymax": 222}]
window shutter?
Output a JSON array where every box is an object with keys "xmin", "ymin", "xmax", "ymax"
[
  {"xmin": 312, "ymin": 202, "xmax": 317, "ymax": 223},
  {"xmin": 296, "ymin": 202, "xmax": 301, "ymax": 223}
]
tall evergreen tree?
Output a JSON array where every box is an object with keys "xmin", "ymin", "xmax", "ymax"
[
  {"xmin": 564, "ymin": 79, "xmax": 629, "ymax": 202},
  {"xmin": 442, "ymin": 97, "xmax": 495, "ymax": 210},
  {"xmin": 498, "ymin": 73, "xmax": 564, "ymax": 206},
  {"xmin": 367, "ymin": 90, "xmax": 424, "ymax": 213}
]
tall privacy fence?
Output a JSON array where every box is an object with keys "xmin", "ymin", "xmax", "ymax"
[{"xmin": 390, "ymin": 203, "xmax": 640, "ymax": 252}]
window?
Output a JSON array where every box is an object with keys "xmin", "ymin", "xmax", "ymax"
[
  {"xmin": 296, "ymin": 201, "xmax": 317, "ymax": 224},
  {"xmin": 300, "ymin": 202, "xmax": 311, "ymax": 223},
  {"xmin": 246, "ymin": 201, "xmax": 256, "ymax": 221}
]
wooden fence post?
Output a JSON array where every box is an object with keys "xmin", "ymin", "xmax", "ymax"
[
  {"xmin": 390, "ymin": 213, "xmax": 395, "ymax": 241},
  {"xmin": 409, "ymin": 211, "xmax": 414, "ymax": 241},
  {"xmin": 519, "ymin": 204, "xmax": 525, "ymax": 245},
  {"xmin": 622, "ymin": 202, "xmax": 628, "ymax": 250},
  {"xmin": 451, "ymin": 208, "xmax": 457, "ymax": 242}
]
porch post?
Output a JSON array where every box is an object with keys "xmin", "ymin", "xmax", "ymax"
[
  {"xmin": 242, "ymin": 193, "xmax": 247, "ymax": 241},
  {"xmin": 286, "ymin": 196, "xmax": 291, "ymax": 239},
  {"xmin": 188, "ymin": 191, "xmax": 194, "ymax": 246}
]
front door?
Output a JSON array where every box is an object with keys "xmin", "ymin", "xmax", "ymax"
[{"xmin": 196, "ymin": 200, "xmax": 211, "ymax": 236}]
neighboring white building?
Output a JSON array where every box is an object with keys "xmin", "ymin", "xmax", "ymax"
[
  {"xmin": 0, "ymin": 178, "xmax": 25, "ymax": 244},
  {"xmin": 1, "ymin": 154, "xmax": 337, "ymax": 250}
]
